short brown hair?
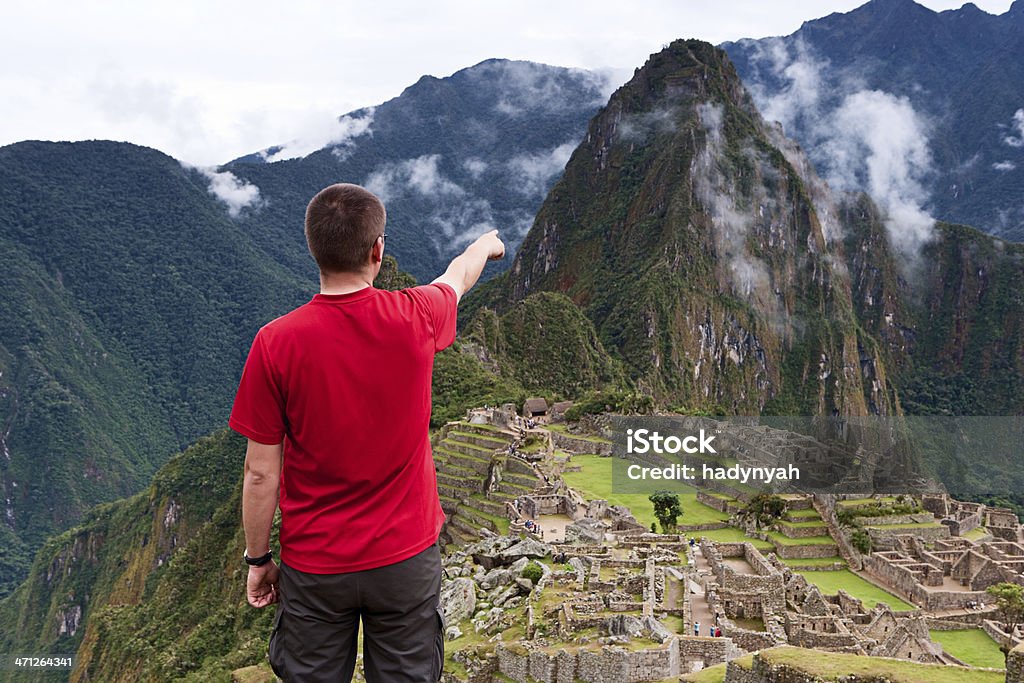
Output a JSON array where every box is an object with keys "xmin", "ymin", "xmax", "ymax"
[{"xmin": 304, "ymin": 183, "xmax": 386, "ymax": 273}]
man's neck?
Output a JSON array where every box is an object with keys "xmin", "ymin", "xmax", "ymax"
[{"xmin": 319, "ymin": 269, "xmax": 375, "ymax": 295}]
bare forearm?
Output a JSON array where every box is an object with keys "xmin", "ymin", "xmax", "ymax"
[
  {"xmin": 433, "ymin": 230, "xmax": 504, "ymax": 301},
  {"xmin": 242, "ymin": 472, "xmax": 278, "ymax": 555},
  {"xmin": 445, "ymin": 241, "xmax": 491, "ymax": 294}
]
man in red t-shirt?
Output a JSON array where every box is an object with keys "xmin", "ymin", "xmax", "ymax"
[{"xmin": 229, "ymin": 183, "xmax": 504, "ymax": 682}]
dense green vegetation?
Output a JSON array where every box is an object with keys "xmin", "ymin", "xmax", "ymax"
[
  {"xmin": 0, "ymin": 141, "xmax": 308, "ymax": 595},
  {"xmin": 0, "ymin": 431, "xmax": 272, "ymax": 682}
]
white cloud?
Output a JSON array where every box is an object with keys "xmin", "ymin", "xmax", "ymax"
[
  {"xmin": 825, "ymin": 90, "xmax": 935, "ymax": 256},
  {"xmin": 364, "ymin": 154, "xmax": 465, "ymax": 202},
  {"xmin": 472, "ymin": 60, "xmax": 607, "ymax": 117},
  {"xmin": 1002, "ymin": 109, "xmax": 1024, "ymax": 147},
  {"xmin": 745, "ymin": 41, "xmax": 935, "ymax": 259},
  {"xmin": 993, "ymin": 160, "xmax": 1017, "ymax": 171},
  {"xmin": 261, "ymin": 109, "xmax": 374, "ymax": 163},
  {"xmin": 694, "ymin": 103, "xmax": 775, "ymax": 306},
  {"xmin": 190, "ymin": 166, "xmax": 262, "ymax": 217},
  {"xmin": 463, "ymin": 158, "xmax": 488, "ymax": 179},
  {"xmin": 505, "ymin": 142, "xmax": 576, "ymax": 196}
]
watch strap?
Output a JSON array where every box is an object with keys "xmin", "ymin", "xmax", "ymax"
[{"xmin": 244, "ymin": 550, "xmax": 273, "ymax": 567}]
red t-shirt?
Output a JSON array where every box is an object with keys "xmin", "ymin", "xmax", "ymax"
[{"xmin": 228, "ymin": 283, "xmax": 456, "ymax": 573}]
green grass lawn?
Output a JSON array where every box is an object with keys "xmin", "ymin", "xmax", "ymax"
[
  {"xmin": 863, "ymin": 521, "xmax": 945, "ymax": 529},
  {"xmin": 837, "ymin": 497, "xmax": 898, "ymax": 508},
  {"xmin": 765, "ymin": 530, "xmax": 836, "ymax": 546},
  {"xmin": 546, "ymin": 423, "xmax": 612, "ymax": 443},
  {"xmin": 796, "ymin": 570, "xmax": 915, "ymax": 610},
  {"xmin": 696, "ymin": 527, "xmax": 774, "ymax": 551},
  {"xmin": 962, "ymin": 526, "xmax": 991, "ymax": 542},
  {"xmin": 929, "ymin": 629, "xmax": 1006, "ymax": 669},
  {"xmin": 778, "ymin": 519, "xmax": 828, "ymax": 528},
  {"xmin": 560, "ymin": 454, "xmax": 730, "ymax": 527},
  {"xmin": 780, "ymin": 556, "xmax": 846, "ymax": 568},
  {"xmin": 785, "ymin": 508, "xmax": 822, "ymax": 519},
  {"xmin": 759, "ymin": 646, "xmax": 1004, "ymax": 682}
]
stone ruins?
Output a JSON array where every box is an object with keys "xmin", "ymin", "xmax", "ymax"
[{"xmin": 432, "ymin": 407, "xmax": 1024, "ymax": 682}]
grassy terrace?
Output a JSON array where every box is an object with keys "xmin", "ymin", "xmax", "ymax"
[
  {"xmin": 546, "ymin": 423, "xmax": 612, "ymax": 443},
  {"xmin": 837, "ymin": 496, "xmax": 899, "ymax": 508},
  {"xmin": 681, "ymin": 655, "xmax": 753, "ymax": 682},
  {"xmin": 785, "ymin": 508, "xmax": 822, "ymax": 518},
  {"xmin": 929, "ymin": 629, "xmax": 1006, "ymax": 669},
  {"xmin": 796, "ymin": 570, "xmax": 915, "ymax": 610},
  {"xmin": 780, "ymin": 556, "xmax": 846, "ymax": 568},
  {"xmin": 862, "ymin": 521, "xmax": 945, "ymax": 529},
  {"xmin": 778, "ymin": 518, "xmax": 828, "ymax": 528},
  {"xmin": 560, "ymin": 454, "xmax": 730, "ymax": 528},
  {"xmin": 753, "ymin": 646, "xmax": 1005, "ymax": 682},
  {"xmin": 962, "ymin": 526, "xmax": 992, "ymax": 541},
  {"xmin": 697, "ymin": 527, "xmax": 774, "ymax": 551},
  {"xmin": 764, "ymin": 530, "xmax": 836, "ymax": 545}
]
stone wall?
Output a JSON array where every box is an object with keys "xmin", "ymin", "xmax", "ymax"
[
  {"xmin": 549, "ymin": 431, "xmax": 613, "ymax": 456},
  {"xmin": 521, "ymin": 494, "xmax": 574, "ymax": 518},
  {"xmin": 768, "ymin": 540, "xmax": 839, "ymax": 559},
  {"xmin": 852, "ymin": 513, "xmax": 934, "ymax": 526},
  {"xmin": 865, "ymin": 524, "xmax": 950, "ymax": 547},
  {"xmin": 1008, "ymin": 641, "xmax": 1024, "ymax": 683},
  {"xmin": 697, "ymin": 491, "xmax": 731, "ymax": 512},
  {"xmin": 496, "ymin": 640, "xmax": 681, "ymax": 683},
  {"xmin": 676, "ymin": 635, "xmax": 737, "ymax": 667},
  {"xmin": 985, "ymin": 507, "xmax": 1019, "ymax": 529}
]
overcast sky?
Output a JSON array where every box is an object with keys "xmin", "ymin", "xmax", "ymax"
[{"xmin": 0, "ymin": 0, "xmax": 1013, "ymax": 166}]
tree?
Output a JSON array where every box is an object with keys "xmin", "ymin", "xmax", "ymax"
[
  {"xmin": 520, "ymin": 561, "xmax": 544, "ymax": 585},
  {"xmin": 850, "ymin": 529, "xmax": 872, "ymax": 555},
  {"xmin": 649, "ymin": 491, "xmax": 682, "ymax": 533},
  {"xmin": 986, "ymin": 582, "xmax": 1024, "ymax": 635},
  {"xmin": 744, "ymin": 494, "xmax": 786, "ymax": 526}
]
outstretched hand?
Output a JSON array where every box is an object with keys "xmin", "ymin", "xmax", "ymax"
[
  {"xmin": 476, "ymin": 230, "xmax": 505, "ymax": 260},
  {"xmin": 246, "ymin": 560, "xmax": 280, "ymax": 608}
]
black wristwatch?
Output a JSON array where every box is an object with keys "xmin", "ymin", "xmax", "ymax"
[{"xmin": 244, "ymin": 550, "xmax": 273, "ymax": 567}]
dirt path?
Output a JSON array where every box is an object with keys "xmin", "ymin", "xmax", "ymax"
[{"xmin": 688, "ymin": 546, "xmax": 716, "ymax": 637}]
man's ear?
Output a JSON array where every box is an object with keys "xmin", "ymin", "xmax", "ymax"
[{"xmin": 370, "ymin": 236, "xmax": 384, "ymax": 265}]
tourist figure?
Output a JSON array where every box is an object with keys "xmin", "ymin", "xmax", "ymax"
[
  {"xmin": 231, "ymin": 183, "xmax": 504, "ymax": 682},
  {"xmin": 694, "ymin": 621, "xmax": 700, "ymax": 636}
]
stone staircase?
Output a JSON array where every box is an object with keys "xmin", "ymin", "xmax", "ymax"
[{"xmin": 432, "ymin": 421, "xmax": 544, "ymax": 547}]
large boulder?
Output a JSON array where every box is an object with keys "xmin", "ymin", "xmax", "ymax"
[
  {"xmin": 440, "ymin": 577, "xmax": 477, "ymax": 624},
  {"xmin": 498, "ymin": 538, "xmax": 551, "ymax": 562}
]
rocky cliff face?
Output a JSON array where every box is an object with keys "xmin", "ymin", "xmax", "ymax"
[{"xmin": 494, "ymin": 40, "xmax": 899, "ymax": 417}]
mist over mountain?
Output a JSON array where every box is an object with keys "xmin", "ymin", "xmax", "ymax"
[
  {"xmin": 223, "ymin": 59, "xmax": 609, "ymax": 283},
  {"xmin": 0, "ymin": 141, "xmax": 311, "ymax": 596},
  {"xmin": 722, "ymin": 0, "xmax": 1024, "ymax": 242}
]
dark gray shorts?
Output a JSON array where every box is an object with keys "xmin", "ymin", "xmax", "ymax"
[{"xmin": 269, "ymin": 543, "xmax": 444, "ymax": 683}]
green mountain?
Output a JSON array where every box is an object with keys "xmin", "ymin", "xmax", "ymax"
[
  {"xmin": 225, "ymin": 59, "xmax": 607, "ymax": 284},
  {"xmin": 723, "ymin": 0, "xmax": 1024, "ymax": 241},
  {"xmin": 474, "ymin": 40, "xmax": 900, "ymax": 418},
  {"xmin": 0, "ymin": 141, "xmax": 308, "ymax": 595}
]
